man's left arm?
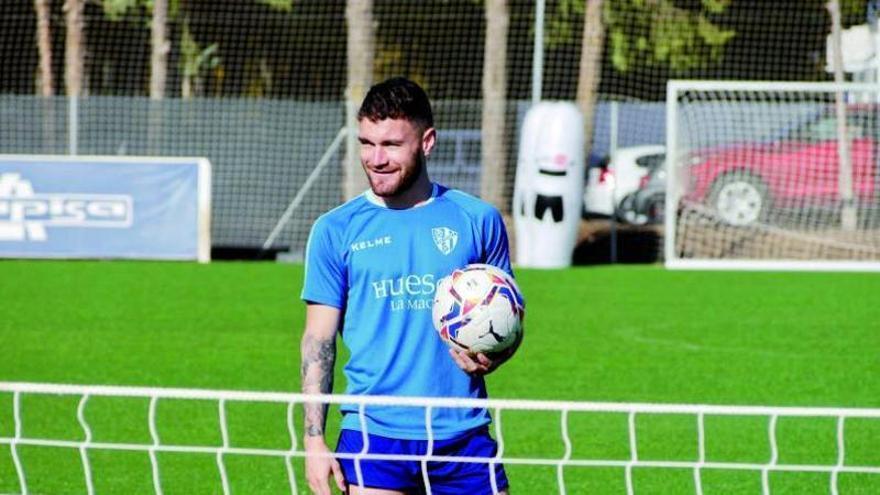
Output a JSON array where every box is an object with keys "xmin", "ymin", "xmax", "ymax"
[
  {"xmin": 482, "ymin": 207, "xmax": 513, "ymax": 275},
  {"xmin": 449, "ymin": 207, "xmax": 521, "ymax": 376}
]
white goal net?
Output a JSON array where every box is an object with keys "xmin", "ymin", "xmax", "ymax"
[
  {"xmin": 1, "ymin": 382, "xmax": 879, "ymax": 494},
  {"xmin": 665, "ymin": 81, "xmax": 880, "ymax": 271}
]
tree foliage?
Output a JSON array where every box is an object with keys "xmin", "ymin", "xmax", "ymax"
[
  {"xmin": 256, "ymin": 0, "xmax": 293, "ymax": 12},
  {"xmin": 841, "ymin": 0, "xmax": 870, "ymax": 21},
  {"xmin": 102, "ymin": 0, "xmax": 182, "ymax": 20},
  {"xmin": 102, "ymin": 0, "xmax": 140, "ymax": 21},
  {"xmin": 7, "ymin": 0, "xmax": 869, "ymax": 100},
  {"xmin": 549, "ymin": 0, "xmax": 735, "ymax": 73},
  {"xmin": 96, "ymin": 0, "xmax": 305, "ymax": 98}
]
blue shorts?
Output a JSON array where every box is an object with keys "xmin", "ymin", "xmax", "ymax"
[{"xmin": 335, "ymin": 427, "xmax": 509, "ymax": 494}]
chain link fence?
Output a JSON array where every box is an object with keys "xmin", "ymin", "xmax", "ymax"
[{"xmin": 1, "ymin": 0, "xmax": 870, "ymax": 259}]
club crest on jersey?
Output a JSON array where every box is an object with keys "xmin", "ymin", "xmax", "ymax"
[{"xmin": 431, "ymin": 227, "xmax": 458, "ymax": 255}]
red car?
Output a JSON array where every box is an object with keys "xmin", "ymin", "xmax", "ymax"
[{"xmin": 685, "ymin": 106, "xmax": 879, "ymax": 226}]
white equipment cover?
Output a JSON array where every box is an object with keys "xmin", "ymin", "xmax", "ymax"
[
  {"xmin": 825, "ymin": 24, "xmax": 880, "ymax": 73},
  {"xmin": 512, "ymin": 102, "xmax": 585, "ymax": 268}
]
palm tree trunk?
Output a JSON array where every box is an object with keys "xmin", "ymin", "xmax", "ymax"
[
  {"xmin": 576, "ymin": 0, "xmax": 604, "ymax": 156},
  {"xmin": 63, "ymin": 0, "xmax": 85, "ymax": 97},
  {"xmin": 344, "ymin": 0, "xmax": 374, "ymax": 201},
  {"xmin": 149, "ymin": 0, "xmax": 169, "ymax": 153},
  {"xmin": 150, "ymin": 0, "xmax": 169, "ymax": 100},
  {"xmin": 481, "ymin": 0, "xmax": 509, "ymax": 210},
  {"xmin": 35, "ymin": 0, "xmax": 54, "ymax": 97},
  {"xmin": 35, "ymin": 0, "xmax": 56, "ymax": 152},
  {"xmin": 180, "ymin": 16, "xmax": 194, "ymax": 99}
]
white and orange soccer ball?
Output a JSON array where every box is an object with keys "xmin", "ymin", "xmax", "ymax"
[{"xmin": 432, "ymin": 264, "xmax": 525, "ymax": 355}]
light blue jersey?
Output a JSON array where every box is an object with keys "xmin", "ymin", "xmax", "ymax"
[{"xmin": 302, "ymin": 183, "xmax": 512, "ymax": 440}]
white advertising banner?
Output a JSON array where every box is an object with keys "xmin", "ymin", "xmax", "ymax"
[{"xmin": 0, "ymin": 155, "xmax": 211, "ymax": 262}]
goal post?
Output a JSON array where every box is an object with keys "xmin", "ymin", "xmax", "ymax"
[
  {"xmin": 2, "ymin": 382, "xmax": 880, "ymax": 495},
  {"xmin": 665, "ymin": 80, "xmax": 880, "ymax": 271}
]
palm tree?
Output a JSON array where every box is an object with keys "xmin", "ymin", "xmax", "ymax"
[
  {"xmin": 148, "ymin": 0, "xmax": 169, "ymax": 153},
  {"xmin": 481, "ymin": 0, "xmax": 509, "ymax": 210},
  {"xmin": 35, "ymin": 0, "xmax": 56, "ymax": 151},
  {"xmin": 35, "ymin": 0, "xmax": 54, "ymax": 97},
  {"xmin": 576, "ymin": 0, "xmax": 604, "ymax": 160},
  {"xmin": 343, "ymin": 0, "xmax": 374, "ymax": 200},
  {"xmin": 63, "ymin": 0, "xmax": 85, "ymax": 97},
  {"xmin": 150, "ymin": 0, "xmax": 169, "ymax": 100}
]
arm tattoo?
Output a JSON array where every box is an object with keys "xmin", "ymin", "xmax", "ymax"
[{"xmin": 301, "ymin": 333, "xmax": 336, "ymax": 438}]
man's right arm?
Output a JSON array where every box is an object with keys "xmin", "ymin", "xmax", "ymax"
[{"xmin": 301, "ymin": 303, "xmax": 346, "ymax": 494}]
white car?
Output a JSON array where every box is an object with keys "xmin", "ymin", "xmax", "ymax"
[{"xmin": 583, "ymin": 144, "xmax": 666, "ymax": 218}]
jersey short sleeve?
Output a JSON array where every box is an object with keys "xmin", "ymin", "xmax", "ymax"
[
  {"xmin": 481, "ymin": 207, "xmax": 513, "ymax": 275},
  {"xmin": 301, "ymin": 216, "xmax": 347, "ymax": 308}
]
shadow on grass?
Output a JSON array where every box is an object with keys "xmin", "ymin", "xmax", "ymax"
[{"xmin": 573, "ymin": 220, "xmax": 663, "ymax": 265}]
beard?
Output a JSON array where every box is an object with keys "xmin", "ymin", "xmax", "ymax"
[{"xmin": 367, "ymin": 150, "xmax": 427, "ymax": 198}]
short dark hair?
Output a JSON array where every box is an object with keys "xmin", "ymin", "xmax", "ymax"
[{"xmin": 358, "ymin": 77, "xmax": 434, "ymax": 131}]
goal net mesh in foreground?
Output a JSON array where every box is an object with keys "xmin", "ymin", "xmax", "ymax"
[
  {"xmin": 1, "ymin": 383, "xmax": 879, "ymax": 494},
  {"xmin": 665, "ymin": 81, "xmax": 880, "ymax": 271}
]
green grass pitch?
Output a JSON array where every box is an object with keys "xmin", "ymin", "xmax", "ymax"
[{"xmin": 1, "ymin": 260, "xmax": 879, "ymax": 494}]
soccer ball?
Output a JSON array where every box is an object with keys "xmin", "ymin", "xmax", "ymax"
[{"xmin": 432, "ymin": 264, "xmax": 525, "ymax": 355}]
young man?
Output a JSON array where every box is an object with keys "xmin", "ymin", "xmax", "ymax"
[{"xmin": 301, "ymin": 77, "xmax": 516, "ymax": 495}]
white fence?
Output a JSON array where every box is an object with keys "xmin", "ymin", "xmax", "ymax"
[{"xmin": 1, "ymin": 382, "xmax": 879, "ymax": 494}]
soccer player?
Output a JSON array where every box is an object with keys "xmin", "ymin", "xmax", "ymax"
[{"xmin": 300, "ymin": 77, "xmax": 517, "ymax": 495}]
